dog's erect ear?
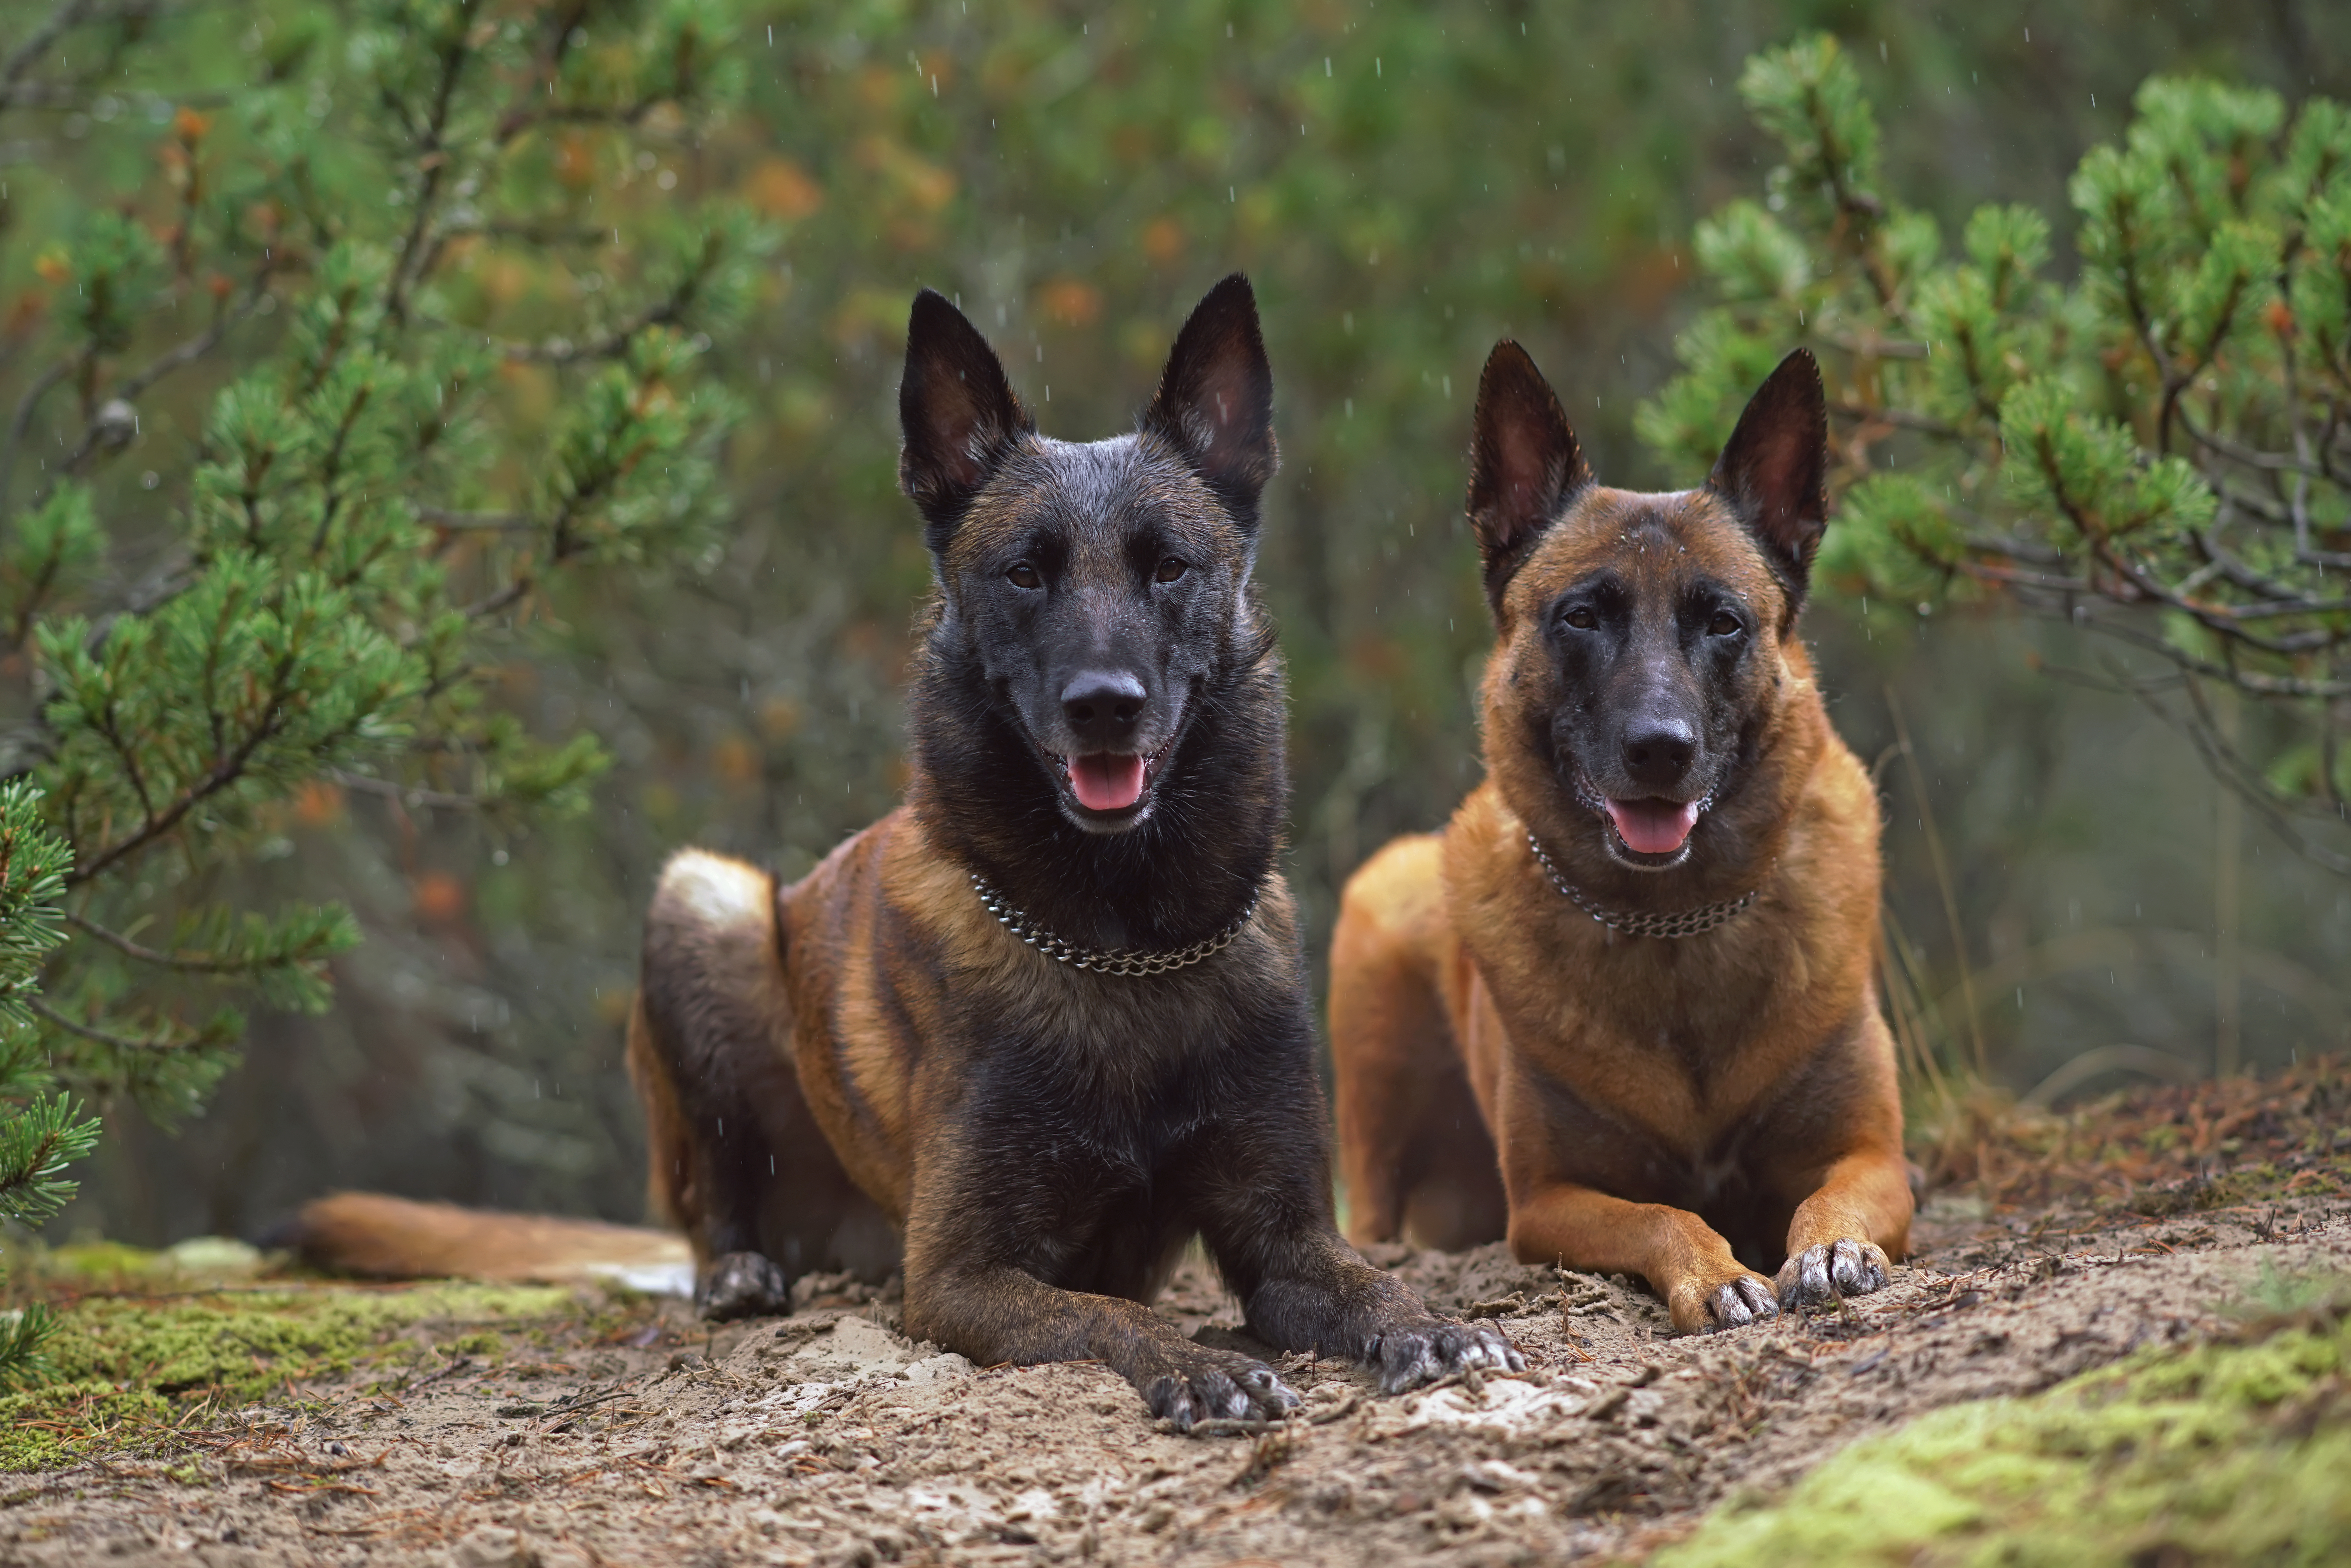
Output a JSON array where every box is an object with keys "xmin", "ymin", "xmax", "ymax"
[
  {"xmin": 899, "ymin": 288, "xmax": 1033, "ymax": 548},
  {"xmin": 1140, "ymin": 273, "xmax": 1278, "ymax": 523},
  {"xmin": 1467, "ymin": 340, "xmax": 1590, "ymax": 615},
  {"xmin": 1708, "ymin": 348, "xmax": 1829, "ymax": 603}
]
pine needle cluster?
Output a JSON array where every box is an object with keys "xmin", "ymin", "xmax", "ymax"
[
  {"xmin": 0, "ymin": 0, "xmax": 766, "ymax": 1379},
  {"xmin": 1645, "ymin": 36, "xmax": 2351, "ymax": 869}
]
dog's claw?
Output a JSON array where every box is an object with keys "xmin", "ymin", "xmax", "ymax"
[
  {"xmin": 1146, "ymin": 1356, "xmax": 1299, "ymax": 1432},
  {"xmin": 1775, "ymin": 1238, "xmax": 1892, "ymax": 1311},
  {"xmin": 694, "ymin": 1250, "xmax": 791, "ymax": 1321},
  {"xmin": 1704, "ymin": 1274, "xmax": 1781, "ymax": 1331},
  {"xmin": 1369, "ymin": 1317, "xmax": 1527, "ymax": 1393}
]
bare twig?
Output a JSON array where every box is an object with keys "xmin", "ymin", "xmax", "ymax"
[
  {"xmin": 24, "ymin": 994, "xmax": 198, "ymax": 1052},
  {"xmin": 62, "ymin": 910, "xmax": 318, "ymax": 976}
]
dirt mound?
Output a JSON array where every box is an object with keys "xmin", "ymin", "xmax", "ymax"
[{"xmin": 7, "ymin": 1069, "xmax": 2351, "ymax": 1566}]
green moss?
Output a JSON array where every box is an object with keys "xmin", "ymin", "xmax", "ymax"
[
  {"xmin": 0, "ymin": 1382, "xmax": 172, "ymax": 1472},
  {"xmin": 1658, "ymin": 1307, "xmax": 2351, "ymax": 1567},
  {"xmin": 0, "ymin": 1278, "xmax": 582, "ymax": 1473}
]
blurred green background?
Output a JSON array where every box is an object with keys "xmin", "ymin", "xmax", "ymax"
[{"xmin": 16, "ymin": 0, "xmax": 2349, "ymax": 1244}]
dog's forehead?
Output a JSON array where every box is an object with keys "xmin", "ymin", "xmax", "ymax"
[
  {"xmin": 945, "ymin": 434, "xmax": 1225, "ymax": 569},
  {"xmin": 1510, "ymin": 486, "xmax": 1783, "ymax": 612}
]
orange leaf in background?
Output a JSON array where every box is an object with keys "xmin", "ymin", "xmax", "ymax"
[
  {"xmin": 173, "ymin": 106, "xmax": 212, "ymax": 143},
  {"xmin": 1140, "ymin": 217, "xmax": 1184, "ymax": 265},
  {"xmin": 1039, "ymin": 277, "xmax": 1103, "ymax": 327},
  {"xmin": 480, "ymin": 255, "xmax": 533, "ymax": 307},
  {"xmin": 712, "ymin": 733, "xmax": 760, "ymax": 788},
  {"xmin": 746, "ymin": 156, "xmax": 824, "ymax": 221},
  {"xmin": 2264, "ymin": 298, "xmax": 2295, "ymax": 338},
  {"xmin": 34, "ymin": 250, "xmax": 70, "ymax": 284},
  {"xmin": 412, "ymin": 872, "xmax": 468, "ymax": 924},
  {"xmin": 293, "ymin": 780, "xmax": 345, "ymax": 828},
  {"xmin": 757, "ymin": 696, "xmax": 802, "ymax": 741},
  {"xmin": 555, "ymin": 133, "xmax": 596, "ymax": 191}
]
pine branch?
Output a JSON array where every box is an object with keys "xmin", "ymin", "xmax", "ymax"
[
  {"xmin": 0, "ymin": 1092, "xmax": 99, "ymax": 1228},
  {"xmin": 0, "ymin": 1302, "xmax": 61, "ymax": 1388},
  {"xmin": 24, "ymin": 995, "xmax": 199, "ymax": 1052}
]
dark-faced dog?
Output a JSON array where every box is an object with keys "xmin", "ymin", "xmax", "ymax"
[
  {"xmin": 625, "ymin": 277, "xmax": 1517, "ymax": 1424},
  {"xmin": 1329, "ymin": 341, "xmax": 1912, "ymax": 1333}
]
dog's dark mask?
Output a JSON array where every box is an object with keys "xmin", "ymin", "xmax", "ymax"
[
  {"xmin": 1465, "ymin": 342, "xmax": 1828, "ymax": 872},
  {"xmin": 896, "ymin": 277, "xmax": 1277, "ymax": 836}
]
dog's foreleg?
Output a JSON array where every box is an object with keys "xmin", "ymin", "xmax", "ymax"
[
  {"xmin": 1190, "ymin": 1130, "xmax": 1523, "ymax": 1392},
  {"xmin": 1775, "ymin": 1147, "xmax": 1913, "ymax": 1310},
  {"xmin": 1508, "ymin": 1180, "xmax": 1778, "ymax": 1334},
  {"xmin": 900, "ymin": 1260, "xmax": 1295, "ymax": 1429}
]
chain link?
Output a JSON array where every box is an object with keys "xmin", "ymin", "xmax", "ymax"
[
  {"xmin": 1523, "ymin": 828, "xmax": 1761, "ymax": 939},
  {"xmin": 968, "ymin": 872, "xmax": 1258, "ymax": 976}
]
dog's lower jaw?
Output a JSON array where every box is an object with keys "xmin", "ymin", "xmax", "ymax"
[
  {"xmin": 1058, "ymin": 790, "xmax": 1160, "ymax": 836},
  {"xmin": 1602, "ymin": 821, "xmax": 1695, "ymax": 872}
]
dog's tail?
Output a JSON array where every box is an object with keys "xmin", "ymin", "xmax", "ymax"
[{"xmin": 277, "ymin": 1192, "xmax": 693, "ymax": 1295}]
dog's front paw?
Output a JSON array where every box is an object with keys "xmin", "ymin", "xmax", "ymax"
[
  {"xmin": 1776, "ymin": 1238, "xmax": 1892, "ymax": 1311},
  {"xmin": 694, "ymin": 1250, "xmax": 791, "ymax": 1321},
  {"xmin": 1144, "ymin": 1351, "xmax": 1300, "ymax": 1431},
  {"xmin": 1367, "ymin": 1316, "xmax": 1527, "ymax": 1394},
  {"xmin": 1672, "ymin": 1272, "xmax": 1779, "ymax": 1333}
]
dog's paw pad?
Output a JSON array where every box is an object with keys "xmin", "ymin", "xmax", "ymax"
[
  {"xmin": 694, "ymin": 1251, "xmax": 791, "ymax": 1321},
  {"xmin": 1703, "ymin": 1274, "xmax": 1780, "ymax": 1331},
  {"xmin": 1775, "ymin": 1238, "xmax": 1892, "ymax": 1311}
]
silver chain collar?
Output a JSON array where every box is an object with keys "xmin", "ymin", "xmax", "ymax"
[
  {"xmin": 1524, "ymin": 827, "xmax": 1761, "ymax": 939},
  {"xmin": 968, "ymin": 871, "xmax": 1258, "ymax": 976}
]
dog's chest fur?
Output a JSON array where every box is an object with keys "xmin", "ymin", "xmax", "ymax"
[
  {"xmin": 782, "ymin": 808, "xmax": 1311, "ymax": 1222},
  {"xmin": 1445, "ymin": 737, "xmax": 1881, "ymax": 1166}
]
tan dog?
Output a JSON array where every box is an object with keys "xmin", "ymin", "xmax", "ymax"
[{"xmin": 1330, "ymin": 342, "xmax": 1911, "ymax": 1332}]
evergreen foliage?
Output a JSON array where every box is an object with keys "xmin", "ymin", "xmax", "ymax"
[
  {"xmin": 1645, "ymin": 36, "xmax": 2351, "ymax": 870},
  {"xmin": 0, "ymin": 0, "xmax": 763, "ymax": 1378}
]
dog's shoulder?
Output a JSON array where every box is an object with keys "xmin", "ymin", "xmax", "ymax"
[
  {"xmin": 1437, "ymin": 783, "xmax": 1549, "ymax": 946},
  {"xmin": 1339, "ymin": 832, "xmax": 1445, "ymax": 943}
]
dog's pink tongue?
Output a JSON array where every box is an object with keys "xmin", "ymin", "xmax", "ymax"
[
  {"xmin": 1071, "ymin": 753, "xmax": 1146, "ymax": 811},
  {"xmin": 1606, "ymin": 798, "xmax": 1700, "ymax": 855}
]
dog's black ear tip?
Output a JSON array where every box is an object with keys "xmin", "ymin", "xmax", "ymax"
[
  {"xmin": 1205, "ymin": 271, "xmax": 1256, "ymax": 304},
  {"xmin": 1481, "ymin": 338, "xmax": 1535, "ymax": 373},
  {"xmin": 1182, "ymin": 274, "xmax": 1269, "ymax": 357},
  {"xmin": 1777, "ymin": 345, "xmax": 1826, "ymax": 398},
  {"xmin": 905, "ymin": 287, "xmax": 983, "ymax": 349}
]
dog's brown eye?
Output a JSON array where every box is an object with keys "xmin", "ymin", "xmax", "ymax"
[
  {"xmin": 1007, "ymin": 562, "xmax": 1042, "ymax": 589},
  {"xmin": 1155, "ymin": 557, "xmax": 1188, "ymax": 584},
  {"xmin": 1709, "ymin": 610, "xmax": 1743, "ymax": 637},
  {"xmin": 1562, "ymin": 606, "xmax": 1597, "ymax": 631}
]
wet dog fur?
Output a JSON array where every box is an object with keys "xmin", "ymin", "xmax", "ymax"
[
  {"xmin": 628, "ymin": 277, "xmax": 1519, "ymax": 1425},
  {"xmin": 1330, "ymin": 341, "xmax": 1913, "ymax": 1333}
]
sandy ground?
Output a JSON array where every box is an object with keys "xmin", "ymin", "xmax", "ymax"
[{"xmin": 4, "ymin": 1176, "xmax": 2345, "ymax": 1568}]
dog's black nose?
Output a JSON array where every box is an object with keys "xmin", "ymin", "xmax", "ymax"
[
  {"xmin": 1620, "ymin": 718, "xmax": 1696, "ymax": 789},
  {"xmin": 1061, "ymin": 671, "xmax": 1147, "ymax": 745}
]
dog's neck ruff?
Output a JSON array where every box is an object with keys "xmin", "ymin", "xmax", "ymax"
[
  {"xmin": 968, "ymin": 870, "xmax": 1258, "ymax": 976},
  {"xmin": 1524, "ymin": 827, "xmax": 1762, "ymax": 939}
]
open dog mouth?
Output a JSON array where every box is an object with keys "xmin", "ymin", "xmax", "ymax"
[
  {"xmin": 1568, "ymin": 770, "xmax": 1711, "ymax": 866},
  {"xmin": 1053, "ymin": 743, "xmax": 1171, "ymax": 815},
  {"xmin": 1603, "ymin": 797, "xmax": 1703, "ymax": 857}
]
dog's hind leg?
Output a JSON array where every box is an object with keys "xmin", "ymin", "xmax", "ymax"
[
  {"xmin": 1330, "ymin": 834, "xmax": 1505, "ymax": 1248},
  {"xmin": 634, "ymin": 850, "xmax": 894, "ymax": 1320}
]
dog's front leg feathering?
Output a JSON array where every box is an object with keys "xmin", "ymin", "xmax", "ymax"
[
  {"xmin": 1507, "ymin": 1177, "xmax": 1779, "ymax": 1334},
  {"xmin": 896, "ymin": 1171, "xmax": 1298, "ymax": 1430},
  {"xmin": 1186, "ymin": 1081, "xmax": 1523, "ymax": 1390}
]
